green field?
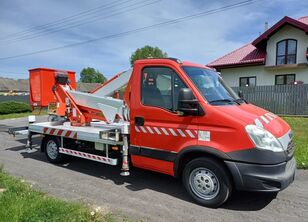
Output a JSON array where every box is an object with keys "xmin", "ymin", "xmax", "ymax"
[
  {"xmin": 0, "ymin": 112, "xmax": 35, "ymax": 120},
  {"xmin": 283, "ymin": 117, "xmax": 308, "ymax": 169},
  {"xmin": 0, "ymin": 110, "xmax": 48, "ymax": 120},
  {"xmin": 0, "ymin": 168, "xmax": 116, "ymax": 222}
]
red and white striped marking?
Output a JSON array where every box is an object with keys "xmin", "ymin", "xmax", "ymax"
[
  {"xmin": 59, "ymin": 147, "xmax": 117, "ymax": 165},
  {"xmin": 134, "ymin": 125, "xmax": 197, "ymax": 138},
  {"xmin": 254, "ymin": 112, "xmax": 277, "ymax": 127},
  {"xmin": 43, "ymin": 128, "xmax": 77, "ymax": 139}
]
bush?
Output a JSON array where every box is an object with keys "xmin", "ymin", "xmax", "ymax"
[{"xmin": 0, "ymin": 101, "xmax": 31, "ymax": 114}]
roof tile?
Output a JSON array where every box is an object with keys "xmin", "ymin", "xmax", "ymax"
[
  {"xmin": 298, "ymin": 16, "xmax": 308, "ymax": 25},
  {"xmin": 208, "ymin": 43, "xmax": 265, "ymax": 68}
]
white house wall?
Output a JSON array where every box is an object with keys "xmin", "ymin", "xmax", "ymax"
[{"xmin": 220, "ymin": 65, "xmax": 308, "ymax": 87}]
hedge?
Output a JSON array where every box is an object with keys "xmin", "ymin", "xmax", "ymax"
[{"xmin": 0, "ymin": 101, "xmax": 31, "ymax": 114}]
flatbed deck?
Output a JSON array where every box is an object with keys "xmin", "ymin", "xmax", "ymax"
[{"xmin": 29, "ymin": 121, "xmax": 129, "ymax": 145}]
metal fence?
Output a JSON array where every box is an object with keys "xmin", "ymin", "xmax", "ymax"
[{"xmin": 232, "ymin": 84, "xmax": 308, "ymax": 115}]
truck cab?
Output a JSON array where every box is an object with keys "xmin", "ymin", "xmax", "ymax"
[{"xmin": 126, "ymin": 58, "xmax": 295, "ymax": 207}]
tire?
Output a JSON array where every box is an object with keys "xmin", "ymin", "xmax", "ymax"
[
  {"xmin": 43, "ymin": 136, "xmax": 65, "ymax": 164},
  {"xmin": 182, "ymin": 157, "xmax": 232, "ymax": 208},
  {"xmin": 48, "ymin": 115, "xmax": 64, "ymax": 122}
]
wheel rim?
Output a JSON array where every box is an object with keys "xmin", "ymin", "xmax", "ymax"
[
  {"xmin": 189, "ymin": 167, "xmax": 220, "ymax": 200},
  {"xmin": 46, "ymin": 140, "xmax": 58, "ymax": 160}
]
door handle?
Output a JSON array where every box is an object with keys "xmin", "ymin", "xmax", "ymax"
[{"xmin": 135, "ymin": 117, "xmax": 144, "ymax": 126}]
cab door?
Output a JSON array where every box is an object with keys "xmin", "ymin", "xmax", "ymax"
[{"xmin": 130, "ymin": 65, "xmax": 198, "ymax": 175}]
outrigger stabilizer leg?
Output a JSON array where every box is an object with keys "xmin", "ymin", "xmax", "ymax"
[
  {"xmin": 25, "ymin": 131, "xmax": 32, "ymax": 149},
  {"xmin": 120, "ymin": 134, "xmax": 130, "ymax": 176}
]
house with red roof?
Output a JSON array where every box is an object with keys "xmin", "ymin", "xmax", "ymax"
[{"xmin": 208, "ymin": 16, "xmax": 308, "ymax": 87}]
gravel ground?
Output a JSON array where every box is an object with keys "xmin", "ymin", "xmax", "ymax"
[{"xmin": 0, "ymin": 116, "xmax": 307, "ymax": 222}]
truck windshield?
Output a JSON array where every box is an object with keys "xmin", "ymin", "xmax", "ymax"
[{"xmin": 182, "ymin": 66, "xmax": 242, "ymax": 105}]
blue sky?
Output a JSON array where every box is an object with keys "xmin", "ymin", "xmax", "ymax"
[{"xmin": 0, "ymin": 0, "xmax": 307, "ymax": 80}]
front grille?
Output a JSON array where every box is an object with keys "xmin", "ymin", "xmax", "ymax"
[{"xmin": 286, "ymin": 140, "xmax": 295, "ymax": 156}]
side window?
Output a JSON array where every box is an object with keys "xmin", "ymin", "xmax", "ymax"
[{"xmin": 141, "ymin": 67, "xmax": 186, "ymax": 111}]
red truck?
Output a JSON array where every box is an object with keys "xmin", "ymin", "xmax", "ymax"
[{"xmin": 10, "ymin": 58, "xmax": 296, "ymax": 207}]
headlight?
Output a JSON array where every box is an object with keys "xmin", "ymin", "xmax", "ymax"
[{"xmin": 245, "ymin": 125, "xmax": 283, "ymax": 152}]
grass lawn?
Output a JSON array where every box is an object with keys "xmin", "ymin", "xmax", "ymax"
[
  {"xmin": 283, "ymin": 117, "xmax": 308, "ymax": 169},
  {"xmin": 0, "ymin": 111, "xmax": 47, "ymax": 120},
  {"xmin": 0, "ymin": 168, "xmax": 115, "ymax": 222}
]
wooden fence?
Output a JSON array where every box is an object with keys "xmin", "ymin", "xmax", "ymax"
[{"xmin": 232, "ymin": 84, "xmax": 308, "ymax": 115}]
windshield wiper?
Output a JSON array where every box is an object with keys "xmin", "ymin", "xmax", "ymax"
[
  {"xmin": 234, "ymin": 98, "xmax": 247, "ymax": 104},
  {"xmin": 209, "ymin": 99, "xmax": 245, "ymax": 105},
  {"xmin": 209, "ymin": 99, "xmax": 236, "ymax": 104}
]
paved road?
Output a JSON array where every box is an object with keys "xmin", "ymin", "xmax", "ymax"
[{"xmin": 0, "ymin": 117, "xmax": 307, "ymax": 222}]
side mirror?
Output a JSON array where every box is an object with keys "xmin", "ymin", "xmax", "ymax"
[
  {"xmin": 178, "ymin": 88, "xmax": 204, "ymax": 116},
  {"xmin": 238, "ymin": 90, "xmax": 244, "ymax": 99}
]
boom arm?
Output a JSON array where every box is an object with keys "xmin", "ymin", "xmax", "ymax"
[
  {"xmin": 91, "ymin": 69, "xmax": 132, "ymax": 97},
  {"xmin": 57, "ymin": 69, "xmax": 133, "ymax": 125}
]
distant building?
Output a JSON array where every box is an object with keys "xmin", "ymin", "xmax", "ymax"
[
  {"xmin": 0, "ymin": 77, "xmax": 29, "ymax": 92},
  {"xmin": 0, "ymin": 77, "xmax": 101, "ymax": 93},
  {"xmin": 208, "ymin": 16, "xmax": 308, "ymax": 87}
]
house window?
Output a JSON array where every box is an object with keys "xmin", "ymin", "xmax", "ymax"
[
  {"xmin": 275, "ymin": 74, "xmax": 295, "ymax": 85},
  {"xmin": 239, "ymin": 76, "xmax": 256, "ymax": 87},
  {"xmin": 276, "ymin": 39, "xmax": 297, "ymax": 65}
]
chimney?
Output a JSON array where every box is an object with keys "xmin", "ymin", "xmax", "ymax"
[{"xmin": 264, "ymin": 22, "xmax": 269, "ymax": 31}]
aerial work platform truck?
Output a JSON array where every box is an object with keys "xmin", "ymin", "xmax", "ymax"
[{"xmin": 9, "ymin": 58, "xmax": 296, "ymax": 207}]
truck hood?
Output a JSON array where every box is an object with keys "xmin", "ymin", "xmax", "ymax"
[{"xmin": 215, "ymin": 103, "xmax": 290, "ymax": 138}]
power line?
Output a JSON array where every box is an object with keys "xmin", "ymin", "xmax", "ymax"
[
  {"xmin": 4, "ymin": 0, "xmax": 150, "ymax": 43},
  {"xmin": 2, "ymin": 0, "xmax": 159, "ymax": 44},
  {"xmin": 0, "ymin": 0, "xmax": 131, "ymax": 40},
  {"xmin": 0, "ymin": 0, "xmax": 259, "ymax": 61}
]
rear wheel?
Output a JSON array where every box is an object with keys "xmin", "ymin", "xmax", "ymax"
[
  {"xmin": 182, "ymin": 157, "xmax": 232, "ymax": 208},
  {"xmin": 44, "ymin": 136, "xmax": 64, "ymax": 163}
]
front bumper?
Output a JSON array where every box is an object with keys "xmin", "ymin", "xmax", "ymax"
[{"xmin": 225, "ymin": 157, "xmax": 296, "ymax": 192}]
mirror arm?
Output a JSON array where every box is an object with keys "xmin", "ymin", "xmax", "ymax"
[{"xmin": 197, "ymin": 104, "xmax": 205, "ymax": 116}]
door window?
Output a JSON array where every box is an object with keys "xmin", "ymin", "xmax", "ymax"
[{"xmin": 141, "ymin": 67, "xmax": 186, "ymax": 111}]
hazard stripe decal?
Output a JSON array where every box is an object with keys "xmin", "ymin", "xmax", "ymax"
[
  {"xmin": 254, "ymin": 112, "xmax": 278, "ymax": 128},
  {"xmin": 134, "ymin": 126, "xmax": 197, "ymax": 138},
  {"xmin": 43, "ymin": 127, "xmax": 77, "ymax": 139},
  {"xmin": 153, "ymin": 127, "xmax": 161, "ymax": 135},
  {"xmin": 58, "ymin": 147, "xmax": 117, "ymax": 165},
  {"xmin": 169, "ymin": 128, "xmax": 177, "ymax": 136}
]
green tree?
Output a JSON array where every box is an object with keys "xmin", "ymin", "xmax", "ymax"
[
  {"xmin": 130, "ymin": 45, "xmax": 168, "ymax": 66},
  {"xmin": 79, "ymin": 67, "xmax": 107, "ymax": 83}
]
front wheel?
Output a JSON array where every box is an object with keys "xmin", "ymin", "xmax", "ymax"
[{"xmin": 182, "ymin": 157, "xmax": 232, "ymax": 208}]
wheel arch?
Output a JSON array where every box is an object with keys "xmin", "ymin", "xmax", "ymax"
[{"xmin": 173, "ymin": 146, "xmax": 231, "ymax": 178}]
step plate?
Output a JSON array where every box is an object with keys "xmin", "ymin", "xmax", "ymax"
[{"xmin": 59, "ymin": 147, "xmax": 118, "ymax": 165}]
